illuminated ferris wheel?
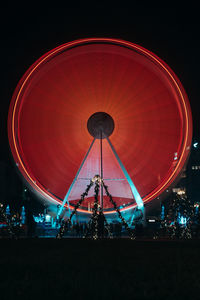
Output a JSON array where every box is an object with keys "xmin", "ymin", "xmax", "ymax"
[{"xmin": 8, "ymin": 38, "xmax": 192, "ymax": 218}]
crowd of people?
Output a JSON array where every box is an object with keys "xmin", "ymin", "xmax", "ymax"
[
  {"xmin": 1, "ymin": 200, "xmax": 200, "ymax": 239},
  {"xmin": 60, "ymin": 220, "xmax": 123, "ymax": 238}
]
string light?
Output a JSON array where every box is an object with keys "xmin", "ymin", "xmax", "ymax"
[
  {"xmin": 102, "ymin": 182, "xmax": 135, "ymax": 239},
  {"xmin": 56, "ymin": 180, "xmax": 94, "ymax": 238}
]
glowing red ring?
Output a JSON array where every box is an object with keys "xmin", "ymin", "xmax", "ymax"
[{"xmin": 8, "ymin": 38, "xmax": 193, "ymax": 214}]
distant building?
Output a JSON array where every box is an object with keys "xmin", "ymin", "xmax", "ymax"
[
  {"xmin": 161, "ymin": 139, "xmax": 200, "ymax": 212},
  {"xmin": 186, "ymin": 139, "xmax": 200, "ymax": 203}
]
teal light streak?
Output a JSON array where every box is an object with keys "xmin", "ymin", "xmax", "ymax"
[
  {"xmin": 106, "ymin": 137, "xmax": 144, "ymax": 209},
  {"xmin": 57, "ymin": 138, "xmax": 96, "ymax": 217}
]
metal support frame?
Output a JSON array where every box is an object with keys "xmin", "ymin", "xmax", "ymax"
[
  {"xmin": 57, "ymin": 136, "xmax": 144, "ymax": 218},
  {"xmin": 106, "ymin": 137, "xmax": 144, "ymax": 209}
]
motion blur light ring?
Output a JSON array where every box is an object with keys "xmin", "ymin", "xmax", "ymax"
[{"xmin": 7, "ymin": 38, "xmax": 193, "ymax": 214}]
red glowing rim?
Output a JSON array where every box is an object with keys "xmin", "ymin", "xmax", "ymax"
[{"xmin": 8, "ymin": 38, "xmax": 193, "ymax": 214}]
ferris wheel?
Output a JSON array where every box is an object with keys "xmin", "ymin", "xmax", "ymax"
[{"xmin": 8, "ymin": 38, "xmax": 192, "ymax": 218}]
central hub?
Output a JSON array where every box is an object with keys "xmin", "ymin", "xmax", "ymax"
[{"xmin": 87, "ymin": 112, "xmax": 114, "ymax": 139}]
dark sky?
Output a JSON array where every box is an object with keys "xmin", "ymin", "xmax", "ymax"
[{"xmin": 0, "ymin": 3, "xmax": 199, "ymax": 202}]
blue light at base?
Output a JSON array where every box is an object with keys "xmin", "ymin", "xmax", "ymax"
[
  {"xmin": 6, "ymin": 205, "xmax": 10, "ymax": 216},
  {"xmin": 161, "ymin": 205, "xmax": 165, "ymax": 220},
  {"xmin": 193, "ymin": 142, "xmax": 198, "ymax": 148},
  {"xmin": 45, "ymin": 214, "xmax": 51, "ymax": 222},
  {"xmin": 178, "ymin": 215, "xmax": 187, "ymax": 226},
  {"xmin": 195, "ymin": 204, "xmax": 199, "ymax": 215},
  {"xmin": 21, "ymin": 206, "xmax": 26, "ymax": 224}
]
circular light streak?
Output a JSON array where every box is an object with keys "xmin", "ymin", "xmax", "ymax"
[{"xmin": 8, "ymin": 38, "xmax": 193, "ymax": 214}]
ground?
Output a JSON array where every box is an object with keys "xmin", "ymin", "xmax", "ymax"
[{"xmin": 0, "ymin": 239, "xmax": 200, "ymax": 299}]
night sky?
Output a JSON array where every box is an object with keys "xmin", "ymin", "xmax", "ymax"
[{"xmin": 0, "ymin": 3, "xmax": 199, "ymax": 208}]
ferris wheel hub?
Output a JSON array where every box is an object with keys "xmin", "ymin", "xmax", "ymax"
[{"xmin": 87, "ymin": 112, "xmax": 114, "ymax": 139}]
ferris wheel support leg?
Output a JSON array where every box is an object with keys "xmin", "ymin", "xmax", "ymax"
[
  {"xmin": 57, "ymin": 138, "xmax": 96, "ymax": 218},
  {"xmin": 106, "ymin": 137, "xmax": 144, "ymax": 210}
]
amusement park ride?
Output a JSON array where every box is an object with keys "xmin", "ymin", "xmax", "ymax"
[{"xmin": 7, "ymin": 38, "xmax": 193, "ymax": 237}]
